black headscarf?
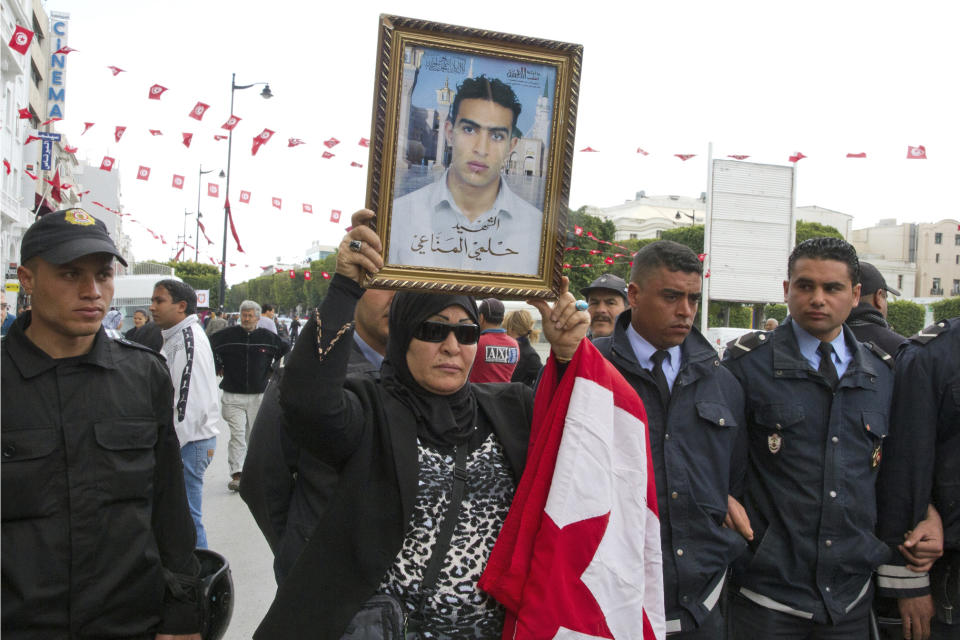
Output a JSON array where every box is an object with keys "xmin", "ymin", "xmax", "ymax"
[{"xmin": 380, "ymin": 290, "xmax": 481, "ymax": 449}]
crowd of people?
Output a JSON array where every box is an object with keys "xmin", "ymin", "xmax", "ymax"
[{"xmin": 1, "ymin": 206, "xmax": 957, "ymax": 640}]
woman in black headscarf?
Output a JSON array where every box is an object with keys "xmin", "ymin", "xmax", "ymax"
[{"xmin": 257, "ymin": 211, "xmax": 588, "ymax": 639}]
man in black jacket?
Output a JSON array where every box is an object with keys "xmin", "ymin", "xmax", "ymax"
[
  {"xmin": 124, "ymin": 308, "xmax": 164, "ymax": 351},
  {"xmin": 845, "ymin": 261, "xmax": 907, "ymax": 355},
  {"xmin": 241, "ymin": 288, "xmax": 395, "ymax": 582},
  {"xmin": 1, "ymin": 209, "xmax": 201, "ymax": 639},
  {"xmin": 593, "ymin": 241, "xmax": 748, "ymax": 638},
  {"xmin": 209, "ymin": 299, "xmax": 289, "ymax": 491}
]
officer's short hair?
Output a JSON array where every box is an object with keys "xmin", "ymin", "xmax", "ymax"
[
  {"xmin": 630, "ymin": 241, "xmax": 703, "ymax": 287},
  {"xmin": 155, "ymin": 279, "xmax": 197, "ymax": 315},
  {"xmin": 787, "ymin": 237, "xmax": 860, "ymax": 286},
  {"xmin": 239, "ymin": 300, "xmax": 261, "ymax": 316}
]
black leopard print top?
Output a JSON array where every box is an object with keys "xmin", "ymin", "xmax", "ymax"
[{"xmin": 377, "ymin": 432, "xmax": 515, "ymax": 638}]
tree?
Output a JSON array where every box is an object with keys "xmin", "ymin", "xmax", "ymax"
[
  {"xmin": 563, "ymin": 206, "xmax": 629, "ymax": 296},
  {"xmin": 886, "ymin": 299, "xmax": 926, "ymax": 337},
  {"xmin": 163, "ymin": 261, "xmax": 222, "ymax": 310},
  {"xmin": 796, "ymin": 220, "xmax": 843, "ymax": 243},
  {"xmin": 932, "ymin": 296, "xmax": 960, "ymax": 323},
  {"xmin": 225, "ymin": 253, "xmax": 338, "ymax": 314},
  {"xmin": 763, "ymin": 304, "xmax": 788, "ymax": 323},
  {"xmin": 660, "ymin": 225, "xmax": 704, "ymax": 253}
]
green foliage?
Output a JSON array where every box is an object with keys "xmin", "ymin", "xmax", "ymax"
[
  {"xmin": 223, "ymin": 253, "xmax": 338, "ymax": 313},
  {"xmin": 564, "ymin": 206, "xmax": 630, "ymax": 297},
  {"xmin": 796, "ymin": 220, "xmax": 843, "ymax": 244},
  {"xmin": 660, "ymin": 225, "xmax": 704, "ymax": 254},
  {"xmin": 764, "ymin": 304, "xmax": 788, "ymax": 323},
  {"xmin": 887, "ymin": 299, "xmax": 926, "ymax": 337},
  {"xmin": 932, "ymin": 296, "xmax": 960, "ymax": 323},
  {"xmin": 163, "ymin": 261, "xmax": 222, "ymax": 309},
  {"xmin": 707, "ymin": 302, "xmax": 753, "ymax": 328}
]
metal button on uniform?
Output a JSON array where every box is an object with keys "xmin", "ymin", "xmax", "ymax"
[
  {"xmin": 825, "ymin": 587, "xmax": 831, "ymax": 593},
  {"xmin": 718, "ymin": 418, "xmax": 726, "ymax": 426},
  {"xmin": 825, "ymin": 540, "xmax": 833, "ymax": 547},
  {"xmin": 832, "ymin": 436, "xmax": 839, "ymax": 443},
  {"xmin": 682, "ymin": 595, "xmax": 690, "ymax": 603},
  {"xmin": 671, "ymin": 491, "xmax": 679, "ymax": 499},
  {"xmin": 776, "ymin": 423, "xmax": 782, "ymax": 430},
  {"xmin": 776, "ymin": 370, "xmax": 783, "ymax": 376},
  {"xmin": 664, "ymin": 433, "xmax": 671, "ymax": 440},
  {"xmin": 829, "ymin": 491, "xmax": 837, "ymax": 498},
  {"xmin": 676, "ymin": 548, "xmax": 684, "ymax": 556}
]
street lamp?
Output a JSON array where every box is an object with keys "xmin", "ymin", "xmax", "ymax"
[
  {"xmin": 197, "ymin": 164, "xmax": 224, "ymax": 263},
  {"xmin": 220, "ymin": 73, "xmax": 273, "ymax": 306},
  {"xmin": 675, "ymin": 211, "xmax": 696, "ymax": 227}
]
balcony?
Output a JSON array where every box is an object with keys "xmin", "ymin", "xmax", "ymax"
[
  {"xmin": 929, "ymin": 287, "xmax": 944, "ymax": 296},
  {"xmin": 951, "ymin": 286, "xmax": 960, "ymax": 296}
]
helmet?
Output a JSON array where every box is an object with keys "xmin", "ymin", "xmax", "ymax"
[{"xmin": 195, "ymin": 548, "xmax": 234, "ymax": 640}]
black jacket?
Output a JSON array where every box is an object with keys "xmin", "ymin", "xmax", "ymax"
[
  {"xmin": 594, "ymin": 313, "xmax": 747, "ymax": 630},
  {"xmin": 124, "ymin": 320, "xmax": 164, "ymax": 351},
  {"xmin": 846, "ymin": 302, "xmax": 907, "ymax": 356},
  {"xmin": 510, "ymin": 335, "xmax": 543, "ymax": 387},
  {"xmin": 723, "ymin": 319, "xmax": 895, "ymax": 624},
  {"xmin": 1, "ymin": 315, "xmax": 200, "ymax": 638},
  {"xmin": 209, "ymin": 325, "xmax": 289, "ymax": 393},
  {"xmin": 241, "ymin": 339, "xmax": 379, "ymax": 583},
  {"xmin": 256, "ymin": 277, "xmax": 533, "ymax": 639}
]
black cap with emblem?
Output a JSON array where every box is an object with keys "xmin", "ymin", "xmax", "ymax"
[
  {"xmin": 580, "ymin": 273, "xmax": 628, "ymax": 301},
  {"xmin": 20, "ymin": 208, "xmax": 127, "ymax": 266}
]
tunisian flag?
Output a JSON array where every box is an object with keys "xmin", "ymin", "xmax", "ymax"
[{"xmin": 480, "ymin": 340, "xmax": 664, "ymax": 639}]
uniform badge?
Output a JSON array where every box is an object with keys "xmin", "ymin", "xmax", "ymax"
[
  {"xmin": 64, "ymin": 208, "xmax": 95, "ymax": 226},
  {"xmin": 768, "ymin": 433, "xmax": 782, "ymax": 454},
  {"xmin": 871, "ymin": 443, "xmax": 882, "ymax": 468}
]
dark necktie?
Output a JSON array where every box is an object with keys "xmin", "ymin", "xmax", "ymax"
[
  {"xmin": 651, "ymin": 350, "xmax": 672, "ymax": 409},
  {"xmin": 817, "ymin": 341, "xmax": 839, "ymax": 390}
]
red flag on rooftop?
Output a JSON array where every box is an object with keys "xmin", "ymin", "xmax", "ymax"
[
  {"xmin": 107, "ymin": 65, "xmax": 125, "ymax": 76},
  {"xmin": 907, "ymin": 145, "xmax": 926, "ymax": 159},
  {"xmin": 172, "ymin": 174, "xmax": 184, "ymax": 189},
  {"xmin": 136, "ymin": 166, "xmax": 150, "ymax": 181},
  {"xmin": 188, "ymin": 102, "xmax": 210, "ymax": 120},
  {"xmin": 8, "ymin": 26, "xmax": 34, "ymax": 55},
  {"xmin": 99, "ymin": 156, "xmax": 115, "ymax": 171},
  {"xmin": 479, "ymin": 341, "xmax": 664, "ymax": 640},
  {"xmin": 182, "ymin": 132, "xmax": 193, "ymax": 148},
  {"xmin": 148, "ymin": 84, "xmax": 168, "ymax": 100}
]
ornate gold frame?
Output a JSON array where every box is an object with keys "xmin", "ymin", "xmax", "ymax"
[{"xmin": 364, "ymin": 14, "xmax": 582, "ymax": 299}]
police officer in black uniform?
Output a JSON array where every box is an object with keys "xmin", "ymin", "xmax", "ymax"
[
  {"xmin": 876, "ymin": 317, "xmax": 959, "ymax": 640},
  {"xmin": 1, "ymin": 209, "xmax": 202, "ymax": 639},
  {"xmin": 845, "ymin": 261, "xmax": 907, "ymax": 356},
  {"xmin": 723, "ymin": 238, "xmax": 896, "ymax": 639},
  {"xmin": 594, "ymin": 241, "xmax": 748, "ymax": 638}
]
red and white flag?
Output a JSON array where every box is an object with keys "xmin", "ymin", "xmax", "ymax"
[
  {"xmin": 323, "ymin": 137, "xmax": 340, "ymax": 148},
  {"xmin": 136, "ymin": 166, "xmax": 151, "ymax": 181},
  {"xmin": 239, "ymin": 190, "xmax": 251, "ymax": 203},
  {"xmin": 148, "ymin": 84, "xmax": 168, "ymax": 100},
  {"xmin": 637, "ymin": 148, "xmax": 649, "ymax": 156},
  {"xmin": 114, "ymin": 126, "xmax": 126, "ymax": 142},
  {"xmin": 149, "ymin": 129, "xmax": 163, "ymax": 136},
  {"xmin": 350, "ymin": 161, "xmax": 364, "ymax": 168},
  {"xmin": 188, "ymin": 102, "xmax": 210, "ymax": 121},
  {"xmin": 107, "ymin": 65, "xmax": 125, "ymax": 76},
  {"xmin": 271, "ymin": 197, "xmax": 282, "ymax": 210},
  {"xmin": 302, "ymin": 203, "xmax": 313, "ymax": 214},
  {"xmin": 182, "ymin": 132, "xmax": 193, "ymax": 148},
  {"xmin": 82, "ymin": 122, "xmax": 95, "ymax": 135},
  {"xmin": 846, "ymin": 152, "xmax": 867, "ymax": 158},
  {"xmin": 208, "ymin": 183, "xmax": 219, "ymax": 198},
  {"xmin": 54, "ymin": 45, "xmax": 76, "ymax": 55},
  {"xmin": 225, "ymin": 198, "xmax": 244, "ymax": 252},
  {"xmin": 41, "ymin": 117, "xmax": 61, "ymax": 126},
  {"xmin": 289, "ymin": 269, "xmax": 296, "ymax": 279},
  {"xmin": 907, "ymin": 145, "xmax": 926, "ymax": 159},
  {"xmin": 221, "ymin": 115, "xmax": 241, "ymax": 131},
  {"xmin": 574, "ymin": 225, "xmax": 584, "ymax": 237},
  {"xmin": 479, "ymin": 341, "xmax": 664, "ymax": 639},
  {"xmin": 288, "ymin": 138, "xmax": 306, "ymax": 147},
  {"xmin": 64, "ymin": 145, "xmax": 78, "ymax": 153},
  {"xmin": 330, "ymin": 209, "xmax": 341, "ymax": 223},
  {"xmin": 8, "ymin": 26, "xmax": 34, "ymax": 55},
  {"xmin": 322, "ymin": 151, "xmax": 335, "ymax": 159},
  {"xmin": 674, "ymin": 154, "xmax": 695, "ymax": 161},
  {"xmin": 359, "ymin": 137, "xmax": 370, "ymax": 147},
  {"xmin": 788, "ymin": 152, "xmax": 806, "ymax": 163},
  {"xmin": 580, "ymin": 146, "xmax": 599, "ymax": 152},
  {"xmin": 321, "ymin": 271, "xmax": 331, "ymax": 279},
  {"xmin": 213, "ymin": 135, "xmax": 227, "ymax": 141},
  {"xmin": 172, "ymin": 174, "xmax": 185, "ymax": 189},
  {"xmin": 18, "ymin": 108, "xmax": 31, "ymax": 119},
  {"xmin": 727, "ymin": 155, "xmax": 750, "ymax": 160},
  {"xmin": 99, "ymin": 156, "xmax": 115, "ymax": 171},
  {"xmin": 251, "ymin": 128, "xmax": 275, "ymax": 156},
  {"xmin": 304, "ymin": 270, "xmax": 312, "ymax": 281}
]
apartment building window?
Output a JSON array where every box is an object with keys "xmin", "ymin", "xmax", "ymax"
[
  {"xmin": 629, "ymin": 233, "xmax": 637, "ymax": 239},
  {"xmin": 898, "ymin": 275, "xmax": 904, "ymax": 290},
  {"xmin": 936, "ymin": 253, "xmax": 940, "ymax": 263},
  {"xmin": 932, "ymin": 277, "xmax": 942, "ymax": 295},
  {"xmin": 954, "ymin": 280, "xmax": 960, "ymax": 295},
  {"xmin": 956, "ymin": 234, "xmax": 960, "ymax": 246},
  {"xmin": 935, "ymin": 232, "xmax": 943, "ymax": 244}
]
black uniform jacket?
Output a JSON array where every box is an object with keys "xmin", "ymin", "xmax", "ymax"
[
  {"xmin": 209, "ymin": 325, "xmax": 289, "ymax": 394},
  {"xmin": 510, "ymin": 335, "xmax": 543, "ymax": 387},
  {"xmin": 255, "ymin": 276, "xmax": 533, "ymax": 639},
  {"xmin": 594, "ymin": 312, "xmax": 747, "ymax": 630},
  {"xmin": 723, "ymin": 318, "xmax": 895, "ymax": 624},
  {"xmin": 1, "ymin": 315, "xmax": 200, "ymax": 639},
  {"xmin": 876, "ymin": 317, "xmax": 960, "ymax": 598},
  {"xmin": 240, "ymin": 340, "xmax": 378, "ymax": 583},
  {"xmin": 845, "ymin": 302, "xmax": 907, "ymax": 356}
]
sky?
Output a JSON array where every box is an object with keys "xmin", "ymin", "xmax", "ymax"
[{"xmin": 44, "ymin": 0, "xmax": 960, "ymax": 285}]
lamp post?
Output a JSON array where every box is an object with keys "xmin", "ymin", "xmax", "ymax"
[
  {"xmin": 675, "ymin": 210, "xmax": 696, "ymax": 227},
  {"xmin": 219, "ymin": 73, "xmax": 273, "ymax": 306},
  {"xmin": 181, "ymin": 209, "xmax": 193, "ymax": 259},
  {"xmin": 196, "ymin": 164, "xmax": 224, "ymax": 263}
]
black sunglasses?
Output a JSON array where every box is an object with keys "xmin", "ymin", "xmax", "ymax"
[{"xmin": 413, "ymin": 320, "xmax": 480, "ymax": 345}]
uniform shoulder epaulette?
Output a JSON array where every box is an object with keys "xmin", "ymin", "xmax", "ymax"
[
  {"xmin": 861, "ymin": 340, "xmax": 895, "ymax": 369},
  {"xmin": 909, "ymin": 320, "xmax": 949, "ymax": 345},
  {"xmin": 725, "ymin": 330, "xmax": 770, "ymax": 359},
  {"xmin": 113, "ymin": 335, "xmax": 164, "ymax": 358}
]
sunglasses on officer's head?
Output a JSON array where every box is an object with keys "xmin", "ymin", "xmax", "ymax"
[{"xmin": 413, "ymin": 320, "xmax": 480, "ymax": 345}]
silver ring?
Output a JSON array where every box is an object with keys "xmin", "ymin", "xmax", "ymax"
[
  {"xmin": 348, "ymin": 239, "xmax": 362, "ymax": 252},
  {"xmin": 575, "ymin": 300, "xmax": 588, "ymax": 311}
]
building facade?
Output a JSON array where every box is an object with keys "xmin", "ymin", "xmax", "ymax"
[
  {"xmin": 795, "ymin": 205, "xmax": 853, "ymax": 240},
  {"xmin": 586, "ymin": 191, "xmax": 707, "ymax": 242}
]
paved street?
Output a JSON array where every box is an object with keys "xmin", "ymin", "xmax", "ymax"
[{"xmin": 202, "ymin": 432, "xmax": 275, "ymax": 640}]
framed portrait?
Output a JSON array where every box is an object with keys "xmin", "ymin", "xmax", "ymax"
[{"xmin": 364, "ymin": 14, "xmax": 582, "ymax": 299}]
